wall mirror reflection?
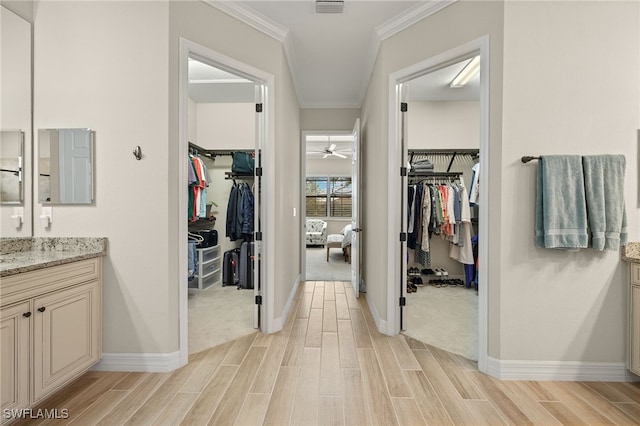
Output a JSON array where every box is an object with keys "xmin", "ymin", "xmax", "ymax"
[
  {"xmin": 39, "ymin": 128, "xmax": 94, "ymax": 204},
  {"xmin": 0, "ymin": 130, "xmax": 24, "ymax": 204}
]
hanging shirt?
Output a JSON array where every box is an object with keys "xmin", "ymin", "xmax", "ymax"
[{"xmin": 469, "ymin": 162, "xmax": 480, "ymax": 205}]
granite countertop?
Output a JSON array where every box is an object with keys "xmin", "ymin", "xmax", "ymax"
[
  {"xmin": 622, "ymin": 242, "xmax": 640, "ymax": 263},
  {"xmin": 0, "ymin": 237, "xmax": 107, "ymax": 277}
]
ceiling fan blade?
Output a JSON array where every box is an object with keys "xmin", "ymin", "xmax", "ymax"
[
  {"xmin": 333, "ymin": 152, "xmax": 347, "ymax": 159},
  {"xmin": 323, "ymin": 153, "xmax": 330, "ymax": 159},
  {"xmin": 328, "ymin": 143, "xmax": 337, "ymax": 152}
]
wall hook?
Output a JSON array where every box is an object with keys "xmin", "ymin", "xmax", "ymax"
[{"xmin": 133, "ymin": 146, "xmax": 142, "ymax": 160}]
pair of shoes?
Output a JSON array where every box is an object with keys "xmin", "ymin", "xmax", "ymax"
[
  {"xmin": 421, "ymin": 268, "xmax": 436, "ymax": 275},
  {"xmin": 407, "ymin": 267, "xmax": 421, "ymax": 276},
  {"xmin": 409, "ymin": 276, "xmax": 423, "ymax": 285},
  {"xmin": 434, "ymin": 268, "xmax": 448, "ymax": 276},
  {"xmin": 407, "ymin": 283, "xmax": 418, "ymax": 293}
]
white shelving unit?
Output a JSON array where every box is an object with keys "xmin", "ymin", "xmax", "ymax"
[{"xmin": 190, "ymin": 245, "xmax": 222, "ymax": 290}]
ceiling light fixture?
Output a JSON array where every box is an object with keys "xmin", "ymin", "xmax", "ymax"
[
  {"xmin": 450, "ymin": 56, "xmax": 480, "ymax": 88},
  {"xmin": 316, "ymin": 0, "xmax": 344, "ymax": 14}
]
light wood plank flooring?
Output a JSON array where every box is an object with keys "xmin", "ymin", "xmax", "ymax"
[{"xmin": 17, "ymin": 281, "xmax": 640, "ymax": 426}]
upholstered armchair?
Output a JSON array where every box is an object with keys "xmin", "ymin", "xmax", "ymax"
[{"xmin": 305, "ymin": 219, "xmax": 328, "ymax": 247}]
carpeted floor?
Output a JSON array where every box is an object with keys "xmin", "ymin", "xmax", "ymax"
[
  {"xmin": 403, "ymin": 280, "xmax": 478, "ymax": 361},
  {"xmin": 188, "ymin": 282, "xmax": 255, "ymax": 355},
  {"xmin": 305, "ymin": 246, "xmax": 351, "ymax": 281}
]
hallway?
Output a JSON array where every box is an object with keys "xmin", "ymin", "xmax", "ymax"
[{"xmin": 19, "ymin": 281, "xmax": 640, "ymax": 425}]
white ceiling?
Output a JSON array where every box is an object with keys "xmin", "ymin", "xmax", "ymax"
[{"xmin": 206, "ymin": 0, "xmax": 462, "ymax": 108}]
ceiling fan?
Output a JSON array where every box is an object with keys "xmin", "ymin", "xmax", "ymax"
[{"xmin": 321, "ymin": 143, "xmax": 347, "ymax": 159}]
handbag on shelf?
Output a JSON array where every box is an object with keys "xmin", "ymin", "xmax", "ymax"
[{"xmin": 231, "ymin": 151, "xmax": 255, "ymax": 175}]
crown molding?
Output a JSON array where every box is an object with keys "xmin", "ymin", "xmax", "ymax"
[
  {"xmin": 205, "ymin": 0, "xmax": 288, "ymax": 41},
  {"xmin": 205, "ymin": 0, "xmax": 457, "ymax": 109},
  {"xmin": 204, "ymin": 0, "xmax": 304, "ymax": 106},
  {"xmin": 375, "ymin": 0, "xmax": 457, "ymax": 41}
]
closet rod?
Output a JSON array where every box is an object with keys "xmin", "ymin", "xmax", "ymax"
[
  {"xmin": 408, "ymin": 149, "xmax": 479, "ymax": 155},
  {"xmin": 521, "ymin": 156, "xmax": 541, "ymax": 163},
  {"xmin": 188, "ymin": 142, "xmax": 254, "ymax": 159},
  {"xmin": 408, "ymin": 171, "xmax": 463, "ymax": 178}
]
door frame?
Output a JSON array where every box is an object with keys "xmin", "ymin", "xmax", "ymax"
[
  {"xmin": 178, "ymin": 38, "xmax": 275, "ymax": 366},
  {"xmin": 387, "ymin": 36, "xmax": 490, "ymax": 373},
  {"xmin": 299, "ymin": 130, "xmax": 354, "ymax": 280}
]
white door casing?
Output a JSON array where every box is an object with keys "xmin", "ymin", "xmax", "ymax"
[{"xmin": 351, "ymin": 118, "xmax": 361, "ymax": 298}]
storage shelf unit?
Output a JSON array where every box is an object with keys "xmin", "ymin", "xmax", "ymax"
[{"xmin": 190, "ymin": 245, "xmax": 222, "ymax": 290}]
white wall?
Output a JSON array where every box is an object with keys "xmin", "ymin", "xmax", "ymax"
[
  {"xmin": 195, "ymin": 103, "xmax": 254, "ymax": 149},
  {"xmin": 169, "ymin": 1, "xmax": 301, "ymax": 335},
  {"xmin": 31, "ymin": 0, "xmax": 300, "ymax": 362},
  {"xmin": 499, "ymin": 0, "xmax": 639, "ymax": 362},
  {"xmin": 408, "ymin": 101, "xmax": 479, "ymax": 149},
  {"xmin": 34, "ymin": 1, "xmax": 173, "ymax": 353},
  {"xmin": 361, "ymin": 0, "xmax": 505, "ymax": 333},
  {"xmin": 362, "ymin": 0, "xmax": 640, "ymax": 370}
]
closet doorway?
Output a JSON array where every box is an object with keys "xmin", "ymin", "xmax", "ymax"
[
  {"xmin": 179, "ymin": 39, "xmax": 273, "ymax": 362},
  {"xmin": 301, "ymin": 119, "xmax": 361, "ymax": 297},
  {"xmin": 388, "ymin": 38, "xmax": 490, "ymax": 370}
]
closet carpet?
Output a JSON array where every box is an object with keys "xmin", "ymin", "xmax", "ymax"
[
  {"xmin": 403, "ymin": 282, "xmax": 478, "ymax": 361},
  {"xmin": 188, "ymin": 283, "xmax": 255, "ymax": 355},
  {"xmin": 305, "ymin": 246, "xmax": 351, "ymax": 281}
]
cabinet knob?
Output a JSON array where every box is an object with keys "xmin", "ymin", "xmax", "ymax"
[
  {"xmin": 38, "ymin": 307, "xmax": 46, "ymax": 313},
  {"xmin": 23, "ymin": 311, "xmax": 31, "ymax": 318}
]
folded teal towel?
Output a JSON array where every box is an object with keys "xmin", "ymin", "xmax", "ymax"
[
  {"xmin": 582, "ymin": 155, "xmax": 627, "ymax": 251},
  {"xmin": 535, "ymin": 156, "xmax": 589, "ymax": 249}
]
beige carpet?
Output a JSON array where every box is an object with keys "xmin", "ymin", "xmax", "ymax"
[
  {"xmin": 305, "ymin": 246, "xmax": 351, "ymax": 281},
  {"xmin": 188, "ymin": 282, "xmax": 255, "ymax": 355},
  {"xmin": 403, "ymin": 282, "xmax": 478, "ymax": 361}
]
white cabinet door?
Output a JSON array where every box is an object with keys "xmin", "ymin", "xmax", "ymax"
[
  {"xmin": 631, "ymin": 284, "xmax": 640, "ymax": 375},
  {"xmin": 32, "ymin": 280, "xmax": 100, "ymax": 402},
  {"xmin": 0, "ymin": 301, "xmax": 31, "ymax": 419}
]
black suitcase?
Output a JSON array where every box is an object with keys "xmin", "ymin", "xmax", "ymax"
[
  {"xmin": 238, "ymin": 241, "xmax": 254, "ymax": 289},
  {"xmin": 223, "ymin": 248, "xmax": 240, "ymax": 286}
]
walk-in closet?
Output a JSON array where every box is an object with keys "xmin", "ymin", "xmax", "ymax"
[
  {"xmin": 186, "ymin": 58, "xmax": 258, "ymax": 355},
  {"xmin": 401, "ymin": 57, "xmax": 481, "ymax": 361}
]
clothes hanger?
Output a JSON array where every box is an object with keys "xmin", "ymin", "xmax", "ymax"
[{"xmin": 188, "ymin": 232, "xmax": 204, "ymax": 242}]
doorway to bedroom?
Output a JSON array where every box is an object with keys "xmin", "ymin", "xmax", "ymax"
[{"xmin": 303, "ymin": 132, "xmax": 352, "ymax": 282}]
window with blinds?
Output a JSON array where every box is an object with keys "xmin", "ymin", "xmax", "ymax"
[{"xmin": 306, "ymin": 176, "xmax": 352, "ymax": 218}]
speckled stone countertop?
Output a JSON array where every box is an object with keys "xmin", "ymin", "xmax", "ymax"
[
  {"xmin": 0, "ymin": 237, "xmax": 107, "ymax": 277},
  {"xmin": 622, "ymin": 242, "xmax": 640, "ymax": 263}
]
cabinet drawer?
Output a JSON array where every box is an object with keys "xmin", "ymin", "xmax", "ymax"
[
  {"xmin": 1, "ymin": 258, "xmax": 101, "ymax": 308},
  {"xmin": 198, "ymin": 245, "xmax": 220, "ymax": 263},
  {"xmin": 632, "ymin": 263, "xmax": 640, "ymax": 286}
]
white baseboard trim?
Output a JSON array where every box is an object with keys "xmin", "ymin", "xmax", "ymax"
[
  {"xmin": 92, "ymin": 351, "xmax": 182, "ymax": 373},
  {"xmin": 364, "ymin": 289, "xmax": 389, "ymax": 335},
  {"xmin": 272, "ymin": 274, "xmax": 302, "ymax": 331},
  {"xmin": 487, "ymin": 357, "xmax": 639, "ymax": 382}
]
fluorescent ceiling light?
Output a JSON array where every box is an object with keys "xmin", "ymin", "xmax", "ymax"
[{"xmin": 450, "ymin": 56, "xmax": 480, "ymax": 88}]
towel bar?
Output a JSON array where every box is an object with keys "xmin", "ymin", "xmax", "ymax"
[{"xmin": 521, "ymin": 156, "xmax": 541, "ymax": 163}]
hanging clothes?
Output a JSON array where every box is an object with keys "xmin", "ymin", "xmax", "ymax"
[
  {"xmin": 226, "ymin": 182, "xmax": 254, "ymax": 241},
  {"xmin": 188, "ymin": 154, "xmax": 211, "ymax": 222}
]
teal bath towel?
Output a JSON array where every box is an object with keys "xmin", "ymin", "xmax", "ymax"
[
  {"xmin": 582, "ymin": 155, "xmax": 627, "ymax": 251},
  {"xmin": 535, "ymin": 156, "xmax": 589, "ymax": 249}
]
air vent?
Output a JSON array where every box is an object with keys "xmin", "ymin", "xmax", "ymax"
[{"xmin": 316, "ymin": 0, "xmax": 344, "ymax": 14}]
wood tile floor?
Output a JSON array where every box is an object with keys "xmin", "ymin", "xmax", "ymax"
[{"xmin": 18, "ymin": 281, "xmax": 640, "ymax": 425}]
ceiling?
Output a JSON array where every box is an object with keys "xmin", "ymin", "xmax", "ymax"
[{"xmin": 205, "ymin": 0, "xmax": 462, "ymax": 108}]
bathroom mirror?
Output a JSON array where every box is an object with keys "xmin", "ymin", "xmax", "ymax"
[
  {"xmin": 1, "ymin": 5, "xmax": 32, "ymax": 235},
  {"xmin": 0, "ymin": 130, "xmax": 24, "ymax": 204},
  {"xmin": 39, "ymin": 128, "xmax": 95, "ymax": 204}
]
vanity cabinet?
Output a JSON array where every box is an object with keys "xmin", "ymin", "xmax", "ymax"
[
  {"xmin": 0, "ymin": 258, "xmax": 102, "ymax": 419},
  {"xmin": 630, "ymin": 262, "xmax": 640, "ymax": 375}
]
